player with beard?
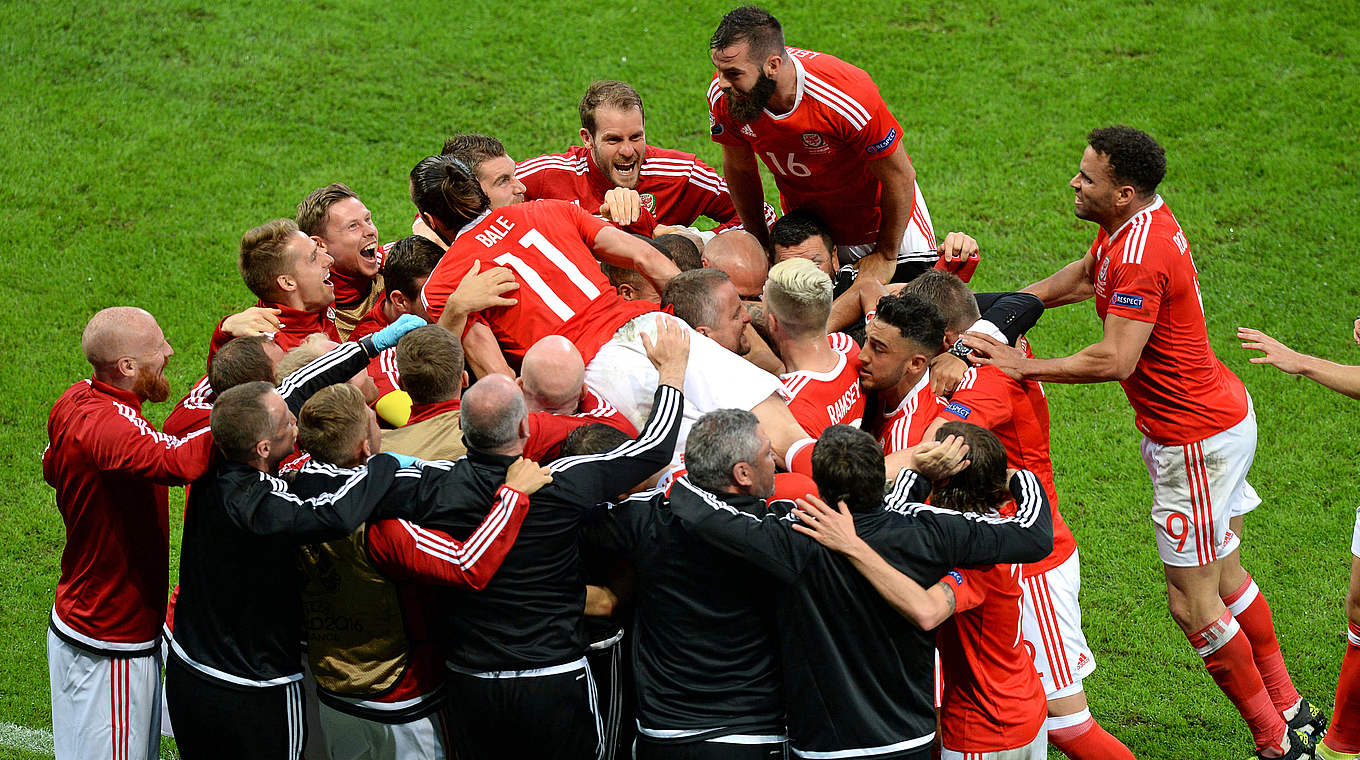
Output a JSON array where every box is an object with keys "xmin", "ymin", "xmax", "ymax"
[
  {"xmin": 707, "ymin": 6, "xmax": 937, "ymax": 287},
  {"xmin": 516, "ymin": 80, "xmax": 776, "ymax": 240},
  {"xmin": 297, "ymin": 183, "xmax": 389, "ymax": 340},
  {"xmin": 44, "ymin": 307, "xmax": 215, "ymax": 760},
  {"xmin": 965, "ymin": 126, "xmax": 1319, "ymax": 760}
]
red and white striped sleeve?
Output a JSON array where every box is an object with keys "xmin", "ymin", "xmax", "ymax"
[{"xmin": 365, "ymin": 485, "xmax": 530, "ymax": 590}]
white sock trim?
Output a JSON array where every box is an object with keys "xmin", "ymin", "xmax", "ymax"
[
  {"xmin": 1192, "ymin": 615, "xmax": 1242, "ymax": 657},
  {"xmin": 1046, "ymin": 708, "xmax": 1093, "ymax": 732},
  {"xmin": 1225, "ymin": 580, "xmax": 1260, "ymax": 617}
]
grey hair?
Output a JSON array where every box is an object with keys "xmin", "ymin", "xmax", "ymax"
[
  {"xmin": 685, "ymin": 408, "xmax": 761, "ymax": 491},
  {"xmin": 463, "ymin": 391, "xmax": 527, "ymax": 452}
]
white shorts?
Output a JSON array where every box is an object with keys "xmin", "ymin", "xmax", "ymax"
[
  {"xmin": 1351, "ymin": 505, "xmax": 1360, "ymax": 558},
  {"xmin": 318, "ymin": 703, "xmax": 450, "ymax": 760},
  {"xmin": 941, "ymin": 726, "xmax": 1046, "ymax": 760},
  {"xmin": 1020, "ymin": 550, "xmax": 1096, "ymax": 698},
  {"xmin": 585, "ymin": 312, "xmax": 783, "ymax": 468},
  {"xmin": 48, "ymin": 628, "xmax": 162, "ymax": 760},
  {"xmin": 1141, "ymin": 407, "xmax": 1261, "ymax": 567},
  {"xmin": 840, "ymin": 182, "xmax": 936, "ymax": 266}
]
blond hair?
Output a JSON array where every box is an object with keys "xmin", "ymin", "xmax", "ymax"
[
  {"xmin": 274, "ymin": 333, "xmax": 333, "ymax": 382},
  {"xmin": 297, "ymin": 383, "xmax": 370, "ymax": 466},
  {"xmin": 763, "ymin": 257, "xmax": 832, "ymax": 339}
]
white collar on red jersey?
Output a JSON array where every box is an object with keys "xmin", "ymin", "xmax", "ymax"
[
  {"xmin": 1108, "ymin": 194, "xmax": 1164, "ymax": 241},
  {"xmin": 886, "ymin": 368, "xmax": 932, "ymax": 417},
  {"xmin": 454, "ymin": 209, "xmax": 493, "ymax": 241},
  {"xmin": 764, "ymin": 52, "xmax": 807, "ymax": 122}
]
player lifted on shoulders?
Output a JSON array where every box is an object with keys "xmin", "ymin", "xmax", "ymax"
[
  {"xmin": 707, "ymin": 6, "xmax": 935, "ymax": 285},
  {"xmin": 410, "ymin": 152, "xmax": 812, "ymax": 466},
  {"xmin": 966, "ymin": 126, "xmax": 1321, "ymax": 760},
  {"xmin": 516, "ymin": 80, "xmax": 776, "ymax": 240}
]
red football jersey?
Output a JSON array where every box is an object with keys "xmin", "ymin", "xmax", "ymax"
[
  {"xmin": 779, "ymin": 332, "xmax": 865, "ymax": 437},
  {"xmin": 44, "ymin": 379, "xmax": 214, "ymax": 651},
  {"xmin": 164, "ymin": 374, "xmax": 214, "ymax": 438},
  {"xmin": 1090, "ymin": 197, "xmax": 1248, "ymax": 445},
  {"xmin": 709, "ymin": 47, "xmax": 907, "ymax": 246},
  {"xmin": 419, "ymin": 200, "xmax": 658, "ymax": 365},
  {"xmin": 516, "ymin": 145, "xmax": 776, "ymax": 234},
  {"xmin": 879, "ymin": 371, "xmax": 944, "ymax": 456},
  {"xmin": 937, "ymin": 565, "xmax": 1047, "ymax": 753},
  {"xmin": 936, "ymin": 348, "xmax": 1076, "ymax": 576},
  {"xmin": 348, "ymin": 293, "xmax": 399, "ymax": 400}
]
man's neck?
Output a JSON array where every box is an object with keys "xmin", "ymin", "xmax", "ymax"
[
  {"xmin": 883, "ymin": 368, "xmax": 927, "ymax": 413},
  {"xmin": 777, "ymin": 333, "xmax": 838, "ymax": 374},
  {"xmin": 768, "ymin": 53, "xmax": 798, "ymax": 114},
  {"xmin": 1100, "ymin": 194, "xmax": 1157, "ymax": 237},
  {"xmin": 91, "ymin": 371, "xmax": 136, "ymax": 396}
]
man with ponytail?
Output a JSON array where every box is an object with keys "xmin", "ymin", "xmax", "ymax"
[{"xmin": 411, "ymin": 150, "xmax": 815, "ymax": 467}]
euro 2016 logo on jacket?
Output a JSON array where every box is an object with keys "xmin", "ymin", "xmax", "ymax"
[{"xmin": 639, "ymin": 193, "xmax": 656, "ymax": 214}]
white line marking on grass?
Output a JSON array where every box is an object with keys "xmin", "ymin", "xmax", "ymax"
[{"xmin": 0, "ymin": 722, "xmax": 179, "ymax": 759}]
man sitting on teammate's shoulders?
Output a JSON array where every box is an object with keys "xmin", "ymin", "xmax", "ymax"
[{"xmin": 296, "ymin": 183, "xmax": 388, "ymax": 340}]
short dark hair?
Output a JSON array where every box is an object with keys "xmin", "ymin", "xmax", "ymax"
[
  {"xmin": 209, "ymin": 336, "xmax": 276, "ymax": 396},
  {"xmin": 295, "ymin": 183, "xmax": 359, "ymax": 237},
  {"xmin": 873, "ymin": 292, "xmax": 946, "ymax": 355},
  {"xmin": 1087, "ymin": 125, "xmax": 1166, "ymax": 196},
  {"xmin": 662, "ymin": 268, "xmax": 731, "ymax": 330},
  {"xmin": 770, "ymin": 210, "xmax": 834, "ymax": 254},
  {"xmin": 579, "ymin": 81, "xmax": 645, "ymax": 135},
  {"xmin": 210, "ymin": 381, "xmax": 278, "ymax": 463},
  {"xmin": 811, "ymin": 425, "xmax": 886, "ymax": 514},
  {"xmin": 383, "ymin": 236, "xmax": 445, "ymax": 299},
  {"xmin": 711, "ymin": 6, "xmax": 786, "ymax": 61},
  {"xmin": 440, "ymin": 134, "xmax": 509, "ymax": 176},
  {"xmin": 394, "ymin": 325, "xmax": 463, "ymax": 405},
  {"xmin": 652, "ymin": 234, "xmax": 702, "ymax": 271},
  {"xmin": 560, "ymin": 423, "xmax": 632, "ymax": 459},
  {"xmin": 410, "ymin": 154, "xmax": 489, "ymax": 235},
  {"xmin": 930, "ymin": 421, "xmax": 1010, "ymax": 515},
  {"xmin": 686, "ymin": 409, "xmax": 761, "ymax": 492},
  {"xmin": 903, "ymin": 270, "xmax": 979, "ymax": 333}
]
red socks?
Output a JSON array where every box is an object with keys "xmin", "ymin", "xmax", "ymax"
[
  {"xmin": 1224, "ymin": 575, "xmax": 1302, "ymax": 714},
  {"xmin": 1047, "ymin": 709, "xmax": 1136, "ymax": 759},
  {"xmin": 1324, "ymin": 622, "xmax": 1360, "ymax": 754},
  {"xmin": 1189, "ymin": 610, "xmax": 1287, "ymax": 753}
]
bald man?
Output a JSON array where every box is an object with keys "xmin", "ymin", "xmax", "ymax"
[
  {"xmin": 44, "ymin": 307, "xmax": 216, "ymax": 760},
  {"xmin": 701, "ymin": 229, "xmax": 768, "ymax": 299},
  {"xmin": 516, "ymin": 335, "xmax": 637, "ymax": 460}
]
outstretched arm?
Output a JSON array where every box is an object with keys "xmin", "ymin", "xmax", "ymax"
[
  {"xmin": 1238, "ymin": 327, "xmax": 1360, "ymax": 400},
  {"xmin": 1023, "ymin": 253, "xmax": 1096, "ymax": 308},
  {"xmin": 963, "ymin": 313, "xmax": 1152, "ymax": 384},
  {"xmin": 792, "ymin": 495, "xmax": 955, "ymax": 630}
]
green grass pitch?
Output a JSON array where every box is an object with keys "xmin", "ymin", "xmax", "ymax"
[{"xmin": 3, "ymin": 1, "xmax": 1359, "ymax": 757}]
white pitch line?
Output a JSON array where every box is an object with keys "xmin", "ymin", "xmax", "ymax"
[{"xmin": 0, "ymin": 722, "xmax": 179, "ymax": 759}]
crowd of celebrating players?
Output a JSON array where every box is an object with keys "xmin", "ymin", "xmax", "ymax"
[{"xmin": 41, "ymin": 6, "xmax": 1360, "ymax": 760}]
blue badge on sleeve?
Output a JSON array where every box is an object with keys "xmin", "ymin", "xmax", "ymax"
[
  {"xmin": 866, "ymin": 127, "xmax": 898, "ymax": 154},
  {"xmin": 1111, "ymin": 292, "xmax": 1144, "ymax": 310},
  {"xmin": 947, "ymin": 570, "xmax": 964, "ymax": 586},
  {"xmin": 944, "ymin": 401, "xmax": 971, "ymax": 419}
]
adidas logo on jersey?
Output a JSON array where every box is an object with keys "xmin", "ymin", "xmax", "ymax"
[
  {"xmin": 741, "ymin": 124, "xmax": 757, "ymax": 138},
  {"xmin": 1076, "ymin": 653, "xmax": 1090, "ymax": 670}
]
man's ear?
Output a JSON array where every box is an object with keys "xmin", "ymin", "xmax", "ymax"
[
  {"xmin": 389, "ymin": 291, "xmax": 412, "ymax": 315},
  {"xmin": 276, "ymin": 273, "xmax": 298, "ymax": 294},
  {"xmin": 701, "ymin": 256, "xmax": 711, "ymax": 268},
  {"xmin": 116, "ymin": 356, "xmax": 138, "ymax": 380},
  {"xmin": 517, "ymin": 414, "xmax": 531, "ymax": 440},
  {"xmin": 617, "ymin": 282, "xmax": 637, "ymax": 301},
  {"xmin": 357, "ymin": 437, "xmax": 373, "ymax": 462},
  {"xmin": 419, "ymin": 212, "xmax": 445, "ymax": 243},
  {"xmin": 732, "ymin": 461, "xmax": 755, "ymax": 489},
  {"xmin": 764, "ymin": 53, "xmax": 783, "ymax": 79},
  {"xmin": 253, "ymin": 438, "xmax": 271, "ymax": 463},
  {"xmin": 579, "ymin": 127, "xmax": 592, "ymax": 148},
  {"xmin": 906, "ymin": 353, "xmax": 930, "ymax": 375},
  {"xmin": 461, "ymin": 371, "xmax": 470, "ymax": 390},
  {"xmin": 310, "ymin": 235, "xmax": 327, "ymax": 252},
  {"xmin": 694, "ymin": 325, "xmax": 714, "ymax": 339}
]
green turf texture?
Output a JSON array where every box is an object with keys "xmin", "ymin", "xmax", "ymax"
[{"xmin": 3, "ymin": 1, "xmax": 1358, "ymax": 757}]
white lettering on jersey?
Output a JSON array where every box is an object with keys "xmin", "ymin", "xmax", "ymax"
[{"xmin": 475, "ymin": 216, "xmax": 516, "ymax": 248}]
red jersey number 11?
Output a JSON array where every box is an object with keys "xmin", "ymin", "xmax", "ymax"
[{"xmin": 493, "ymin": 228, "xmax": 602, "ymax": 321}]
